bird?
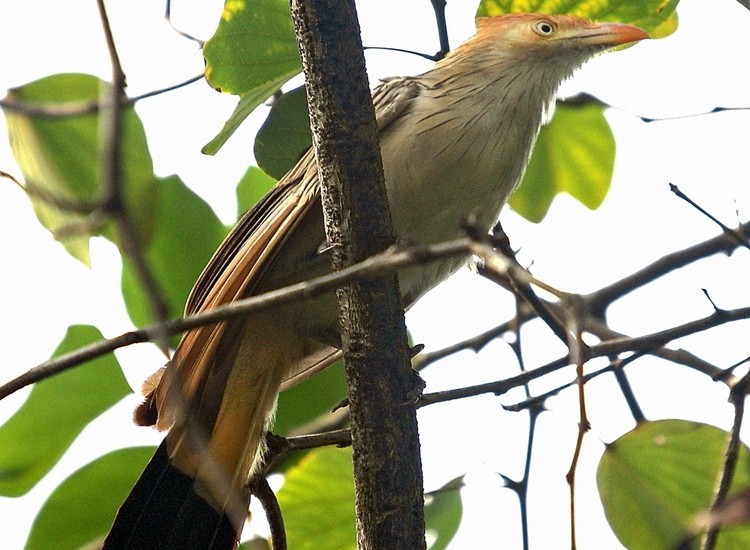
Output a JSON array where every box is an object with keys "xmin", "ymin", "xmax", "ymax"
[{"xmin": 103, "ymin": 13, "xmax": 648, "ymax": 549}]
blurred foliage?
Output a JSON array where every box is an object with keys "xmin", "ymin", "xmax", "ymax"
[
  {"xmin": 598, "ymin": 420, "xmax": 750, "ymax": 549},
  {"xmin": 2, "ymin": 74, "xmax": 157, "ymax": 265},
  {"xmin": 25, "ymin": 447, "xmax": 155, "ymax": 550},
  {"xmin": 0, "ymin": 326, "xmax": 131, "ymax": 497}
]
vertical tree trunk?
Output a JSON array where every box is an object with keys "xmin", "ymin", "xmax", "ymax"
[{"xmin": 289, "ymin": 2, "xmax": 427, "ymax": 549}]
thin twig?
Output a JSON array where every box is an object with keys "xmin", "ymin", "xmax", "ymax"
[
  {"xmin": 429, "ymin": 0, "xmax": 450, "ymax": 59},
  {"xmin": 565, "ymin": 301, "xmax": 589, "ymax": 550},
  {"xmin": 0, "ymin": 74, "xmax": 204, "ymax": 119},
  {"xmin": 0, "ymin": 238, "xmax": 475, "ymax": 400},
  {"xmin": 670, "ymin": 184, "xmax": 750, "ymax": 251},
  {"xmin": 700, "ymin": 371, "xmax": 750, "ymax": 549},
  {"xmin": 504, "ymin": 365, "xmax": 615, "ymax": 413},
  {"xmin": 640, "ymin": 106, "xmax": 749, "ymax": 124},
  {"xmin": 363, "ymin": 45, "xmax": 442, "ymax": 61},
  {"xmin": 417, "ymin": 305, "xmax": 750, "ymax": 409},
  {"xmin": 164, "ymin": 0, "xmax": 205, "ymax": 46},
  {"xmin": 96, "ymin": 0, "xmax": 171, "ymax": 352},
  {"xmin": 251, "ymin": 477, "xmax": 287, "ymax": 550},
  {"xmin": 478, "ymin": 223, "xmax": 571, "ymax": 348},
  {"xmin": 610, "ymin": 354, "xmax": 647, "ymax": 423},
  {"xmin": 503, "ymin": 295, "xmax": 537, "ymax": 550},
  {"xmin": 584, "ymin": 219, "xmax": 750, "ymax": 318}
]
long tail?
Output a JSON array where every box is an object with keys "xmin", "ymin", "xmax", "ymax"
[
  {"xmin": 102, "ymin": 440, "xmax": 239, "ymax": 550},
  {"xmin": 104, "ymin": 318, "xmax": 290, "ymax": 549}
]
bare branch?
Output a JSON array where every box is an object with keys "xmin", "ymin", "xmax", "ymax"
[
  {"xmin": 250, "ymin": 477, "xmax": 287, "ymax": 550},
  {"xmin": 670, "ymin": 184, "xmax": 750, "ymax": 251},
  {"xmin": 700, "ymin": 372, "xmax": 750, "ymax": 549},
  {"xmin": 0, "ymin": 238, "xmax": 476, "ymax": 400},
  {"xmin": 96, "ymin": 0, "xmax": 171, "ymax": 350},
  {"xmin": 0, "ymin": 74, "xmax": 204, "ymax": 119},
  {"xmin": 417, "ymin": 305, "xmax": 750, "ymax": 409},
  {"xmin": 585, "ymin": 220, "xmax": 750, "ymax": 317}
]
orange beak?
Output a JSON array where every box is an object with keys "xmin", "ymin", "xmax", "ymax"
[{"xmin": 583, "ymin": 22, "xmax": 650, "ymax": 47}]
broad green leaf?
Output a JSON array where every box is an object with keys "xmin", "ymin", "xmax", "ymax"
[
  {"xmin": 476, "ymin": 0, "xmax": 680, "ymax": 37},
  {"xmin": 202, "ymin": 0, "xmax": 301, "ymax": 154},
  {"xmin": 275, "ymin": 360, "xmax": 347, "ymax": 436},
  {"xmin": 2, "ymin": 73, "xmax": 157, "ymax": 264},
  {"xmin": 121, "ymin": 175, "xmax": 227, "ymax": 329},
  {"xmin": 24, "ymin": 446, "xmax": 155, "ymax": 550},
  {"xmin": 236, "ymin": 166, "xmax": 278, "ymax": 217},
  {"xmin": 254, "ymin": 86, "xmax": 312, "ymax": 179},
  {"xmin": 598, "ymin": 419, "xmax": 750, "ymax": 550},
  {"xmin": 425, "ymin": 477, "xmax": 464, "ymax": 550},
  {"xmin": 509, "ymin": 102, "xmax": 614, "ymax": 222},
  {"xmin": 277, "ymin": 447, "xmax": 356, "ymax": 550},
  {"xmin": 0, "ymin": 325, "xmax": 131, "ymax": 496}
]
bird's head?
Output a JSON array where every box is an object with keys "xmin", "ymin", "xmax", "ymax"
[{"xmin": 467, "ymin": 13, "xmax": 649, "ymax": 71}]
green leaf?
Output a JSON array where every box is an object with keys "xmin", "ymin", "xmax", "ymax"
[
  {"xmin": 24, "ymin": 446, "xmax": 155, "ymax": 550},
  {"xmin": 277, "ymin": 447, "xmax": 356, "ymax": 550},
  {"xmin": 509, "ymin": 102, "xmax": 614, "ymax": 222},
  {"xmin": 202, "ymin": 0, "xmax": 301, "ymax": 154},
  {"xmin": 2, "ymin": 73, "xmax": 157, "ymax": 264},
  {"xmin": 254, "ymin": 86, "xmax": 311, "ymax": 179},
  {"xmin": 275, "ymin": 360, "xmax": 347, "ymax": 436},
  {"xmin": 236, "ymin": 166, "xmax": 278, "ymax": 217},
  {"xmin": 121, "ymin": 175, "xmax": 227, "ymax": 329},
  {"xmin": 597, "ymin": 419, "xmax": 750, "ymax": 550},
  {"xmin": 476, "ymin": 0, "xmax": 680, "ymax": 37},
  {"xmin": 0, "ymin": 325, "xmax": 131, "ymax": 497},
  {"xmin": 425, "ymin": 477, "xmax": 464, "ymax": 550}
]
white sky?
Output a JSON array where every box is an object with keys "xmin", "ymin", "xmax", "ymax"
[{"xmin": 1, "ymin": 0, "xmax": 750, "ymax": 548}]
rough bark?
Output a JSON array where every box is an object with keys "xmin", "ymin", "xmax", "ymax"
[{"xmin": 289, "ymin": 1, "xmax": 426, "ymax": 549}]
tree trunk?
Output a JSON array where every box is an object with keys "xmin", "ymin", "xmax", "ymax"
[{"xmin": 289, "ymin": 2, "xmax": 427, "ymax": 549}]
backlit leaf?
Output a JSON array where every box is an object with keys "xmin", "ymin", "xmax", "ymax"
[
  {"xmin": 277, "ymin": 447, "xmax": 356, "ymax": 550},
  {"xmin": 425, "ymin": 477, "xmax": 464, "ymax": 550},
  {"xmin": 121, "ymin": 175, "xmax": 227, "ymax": 330},
  {"xmin": 598, "ymin": 419, "xmax": 750, "ymax": 550},
  {"xmin": 0, "ymin": 325, "xmax": 131, "ymax": 497},
  {"xmin": 24, "ymin": 447, "xmax": 155, "ymax": 550},
  {"xmin": 254, "ymin": 86, "xmax": 312, "ymax": 180},
  {"xmin": 476, "ymin": 0, "xmax": 680, "ymax": 37},
  {"xmin": 236, "ymin": 166, "xmax": 278, "ymax": 217},
  {"xmin": 509, "ymin": 102, "xmax": 614, "ymax": 222},
  {"xmin": 2, "ymin": 73, "xmax": 157, "ymax": 264},
  {"xmin": 202, "ymin": 0, "xmax": 301, "ymax": 154}
]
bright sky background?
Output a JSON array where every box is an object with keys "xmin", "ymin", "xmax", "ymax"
[{"xmin": 1, "ymin": 0, "xmax": 749, "ymax": 548}]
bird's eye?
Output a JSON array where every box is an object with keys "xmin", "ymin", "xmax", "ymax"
[{"xmin": 534, "ymin": 20, "xmax": 555, "ymax": 36}]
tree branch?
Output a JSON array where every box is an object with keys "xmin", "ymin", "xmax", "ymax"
[
  {"xmin": 96, "ymin": 0, "xmax": 170, "ymax": 350},
  {"xmin": 0, "ymin": 237, "xmax": 474, "ymax": 400}
]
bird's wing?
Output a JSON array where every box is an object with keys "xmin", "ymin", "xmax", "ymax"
[
  {"xmin": 372, "ymin": 76, "xmax": 424, "ymax": 130},
  {"xmin": 138, "ymin": 150, "xmax": 320, "ymax": 428},
  {"xmin": 279, "ymin": 77, "xmax": 427, "ymax": 391},
  {"xmin": 138, "ymin": 76, "xmax": 425, "ymax": 428}
]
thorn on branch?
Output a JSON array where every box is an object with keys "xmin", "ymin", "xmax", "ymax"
[
  {"xmin": 498, "ymin": 473, "xmax": 525, "ymax": 497},
  {"xmin": 669, "ymin": 183, "xmax": 750, "ymax": 251},
  {"xmin": 700, "ymin": 288, "xmax": 725, "ymax": 314}
]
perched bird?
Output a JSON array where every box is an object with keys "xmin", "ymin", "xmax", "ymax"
[{"xmin": 104, "ymin": 13, "xmax": 648, "ymax": 549}]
